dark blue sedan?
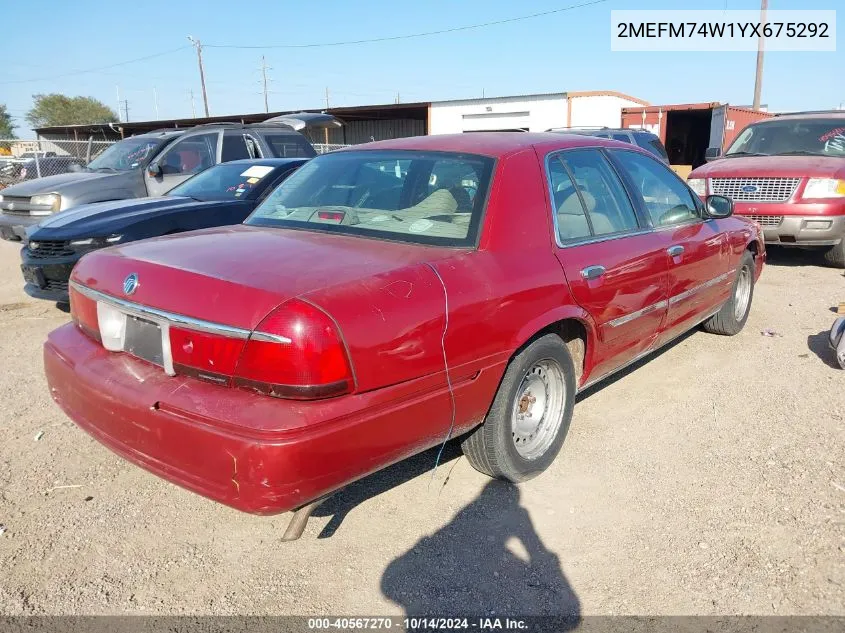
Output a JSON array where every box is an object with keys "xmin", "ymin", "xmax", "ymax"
[{"xmin": 20, "ymin": 158, "xmax": 308, "ymax": 303}]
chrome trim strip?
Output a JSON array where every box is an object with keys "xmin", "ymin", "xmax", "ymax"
[
  {"xmin": 70, "ymin": 281, "xmax": 252, "ymax": 340},
  {"xmin": 605, "ymin": 268, "xmax": 736, "ymax": 328},
  {"xmin": 607, "ymin": 299, "xmax": 668, "ymax": 328},
  {"xmin": 250, "ymin": 331, "xmax": 292, "ymax": 344},
  {"xmin": 579, "ymin": 306, "xmax": 722, "ymax": 393},
  {"xmin": 668, "ymin": 268, "xmax": 735, "ymax": 306}
]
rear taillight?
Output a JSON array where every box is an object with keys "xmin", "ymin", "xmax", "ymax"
[
  {"xmin": 69, "ymin": 285, "xmax": 101, "ymax": 342},
  {"xmin": 169, "ymin": 326, "xmax": 245, "ymax": 386},
  {"xmin": 234, "ymin": 298, "xmax": 353, "ymax": 399}
]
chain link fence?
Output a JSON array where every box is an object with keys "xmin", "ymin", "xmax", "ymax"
[
  {"xmin": 0, "ymin": 138, "xmax": 350, "ymax": 190},
  {"xmin": 0, "ymin": 139, "xmax": 115, "ymax": 189}
]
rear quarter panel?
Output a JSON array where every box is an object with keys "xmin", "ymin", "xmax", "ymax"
[{"xmin": 304, "ymin": 147, "xmax": 596, "ymax": 438}]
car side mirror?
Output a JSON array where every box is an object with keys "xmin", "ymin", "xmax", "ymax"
[
  {"xmin": 147, "ymin": 162, "xmax": 162, "ymax": 178},
  {"xmin": 704, "ymin": 147, "xmax": 722, "ymax": 162},
  {"xmin": 705, "ymin": 195, "xmax": 733, "ymax": 219}
]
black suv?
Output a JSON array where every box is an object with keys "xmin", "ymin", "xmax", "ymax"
[{"xmin": 547, "ymin": 127, "xmax": 669, "ymax": 163}]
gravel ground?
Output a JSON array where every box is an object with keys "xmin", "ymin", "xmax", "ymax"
[{"xmin": 0, "ymin": 239, "xmax": 842, "ymax": 617}]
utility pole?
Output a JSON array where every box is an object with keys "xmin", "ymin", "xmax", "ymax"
[
  {"xmin": 153, "ymin": 87, "xmax": 159, "ymax": 119},
  {"xmin": 752, "ymin": 0, "xmax": 768, "ymax": 110},
  {"xmin": 189, "ymin": 89, "xmax": 196, "ymax": 118},
  {"xmin": 260, "ymin": 56, "xmax": 271, "ymax": 113},
  {"xmin": 116, "ymin": 86, "xmax": 122, "ymax": 122},
  {"xmin": 121, "ymin": 100, "xmax": 130, "ymax": 123},
  {"xmin": 325, "ymin": 86, "xmax": 330, "ymax": 110},
  {"xmin": 187, "ymin": 35, "xmax": 210, "ymax": 117}
]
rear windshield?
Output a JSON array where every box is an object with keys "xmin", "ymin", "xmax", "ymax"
[
  {"xmin": 264, "ymin": 134, "xmax": 316, "ymax": 158},
  {"xmin": 246, "ymin": 150, "xmax": 495, "ymax": 247},
  {"xmin": 726, "ymin": 118, "xmax": 845, "ymax": 157},
  {"xmin": 167, "ymin": 163, "xmax": 280, "ymax": 201}
]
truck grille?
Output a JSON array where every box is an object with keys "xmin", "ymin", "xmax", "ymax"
[
  {"xmin": 745, "ymin": 214, "xmax": 783, "ymax": 227},
  {"xmin": 27, "ymin": 240, "xmax": 74, "ymax": 258},
  {"xmin": 0, "ymin": 196, "xmax": 32, "ymax": 215},
  {"xmin": 710, "ymin": 177, "xmax": 801, "ymax": 202},
  {"xmin": 44, "ymin": 279, "xmax": 69, "ymax": 293}
]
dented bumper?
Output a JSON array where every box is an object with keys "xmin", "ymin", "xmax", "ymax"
[{"xmin": 45, "ymin": 323, "xmax": 496, "ymax": 515}]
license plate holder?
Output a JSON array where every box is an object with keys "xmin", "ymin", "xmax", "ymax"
[
  {"xmin": 21, "ymin": 265, "xmax": 46, "ymax": 288},
  {"xmin": 124, "ymin": 315, "xmax": 164, "ymax": 367}
]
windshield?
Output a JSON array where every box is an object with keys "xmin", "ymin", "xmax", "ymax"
[
  {"xmin": 87, "ymin": 137, "xmax": 167, "ymax": 171},
  {"xmin": 168, "ymin": 162, "xmax": 281, "ymax": 201},
  {"xmin": 726, "ymin": 118, "xmax": 845, "ymax": 157},
  {"xmin": 246, "ymin": 150, "xmax": 495, "ymax": 247}
]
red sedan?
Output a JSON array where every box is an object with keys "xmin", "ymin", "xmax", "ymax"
[{"xmin": 45, "ymin": 133, "xmax": 764, "ymax": 519}]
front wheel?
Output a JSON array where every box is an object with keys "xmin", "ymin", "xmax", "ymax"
[
  {"xmin": 702, "ymin": 251, "xmax": 755, "ymax": 336},
  {"xmin": 822, "ymin": 240, "xmax": 845, "ymax": 268},
  {"xmin": 461, "ymin": 334, "xmax": 576, "ymax": 482}
]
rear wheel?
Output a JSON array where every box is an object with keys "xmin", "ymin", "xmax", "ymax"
[
  {"xmin": 822, "ymin": 240, "xmax": 845, "ymax": 268},
  {"xmin": 702, "ymin": 251, "xmax": 755, "ymax": 336},
  {"xmin": 461, "ymin": 334, "xmax": 576, "ymax": 482}
]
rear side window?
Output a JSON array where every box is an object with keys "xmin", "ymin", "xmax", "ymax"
[
  {"xmin": 159, "ymin": 133, "xmax": 217, "ymax": 176},
  {"xmin": 247, "ymin": 150, "xmax": 494, "ymax": 247},
  {"xmin": 639, "ymin": 136, "xmax": 669, "ymax": 161},
  {"xmin": 264, "ymin": 134, "xmax": 316, "ymax": 158},
  {"xmin": 548, "ymin": 157, "xmax": 591, "ymax": 241},
  {"xmin": 611, "ymin": 133, "xmax": 632, "ymax": 143},
  {"xmin": 614, "ymin": 150, "xmax": 699, "ymax": 227},
  {"xmin": 221, "ymin": 134, "xmax": 252, "ymax": 161},
  {"xmin": 556, "ymin": 149, "xmax": 639, "ymax": 237}
]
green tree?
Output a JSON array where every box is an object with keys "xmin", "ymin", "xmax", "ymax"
[
  {"xmin": 0, "ymin": 104, "xmax": 16, "ymax": 139},
  {"xmin": 25, "ymin": 94, "xmax": 118, "ymax": 129}
]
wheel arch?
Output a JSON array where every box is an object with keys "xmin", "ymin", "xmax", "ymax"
[{"xmin": 509, "ymin": 307, "xmax": 597, "ymax": 386}]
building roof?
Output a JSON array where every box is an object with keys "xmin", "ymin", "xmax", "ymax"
[
  {"xmin": 430, "ymin": 90, "xmax": 649, "ymax": 106},
  {"xmin": 34, "ymin": 102, "xmax": 430, "ymax": 138}
]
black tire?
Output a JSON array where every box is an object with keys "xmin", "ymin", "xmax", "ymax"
[
  {"xmin": 823, "ymin": 240, "xmax": 845, "ymax": 268},
  {"xmin": 461, "ymin": 334, "xmax": 576, "ymax": 482},
  {"xmin": 702, "ymin": 251, "xmax": 755, "ymax": 336}
]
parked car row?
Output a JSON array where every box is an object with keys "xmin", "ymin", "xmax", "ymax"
[{"xmin": 0, "ymin": 112, "xmax": 337, "ymax": 241}]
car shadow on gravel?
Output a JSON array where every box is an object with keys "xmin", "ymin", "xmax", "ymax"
[
  {"xmin": 576, "ymin": 328, "xmax": 698, "ymax": 402},
  {"xmin": 807, "ymin": 330, "xmax": 839, "ymax": 369},
  {"xmin": 311, "ymin": 440, "xmax": 465, "ymax": 539},
  {"xmin": 380, "ymin": 479, "xmax": 581, "ymax": 623},
  {"xmin": 764, "ymin": 246, "xmax": 827, "ymax": 268}
]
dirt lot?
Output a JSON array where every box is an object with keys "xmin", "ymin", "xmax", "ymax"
[{"xmin": 0, "ymin": 239, "xmax": 842, "ymax": 617}]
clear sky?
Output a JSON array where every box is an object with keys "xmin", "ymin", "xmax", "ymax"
[{"xmin": 0, "ymin": 0, "xmax": 842, "ymax": 137}]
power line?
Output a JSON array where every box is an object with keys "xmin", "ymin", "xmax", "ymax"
[
  {"xmin": 0, "ymin": 46, "xmax": 190, "ymax": 85},
  {"xmin": 204, "ymin": 0, "xmax": 608, "ymax": 49}
]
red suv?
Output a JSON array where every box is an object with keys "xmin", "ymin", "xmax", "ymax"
[{"xmin": 687, "ymin": 111, "xmax": 845, "ymax": 267}]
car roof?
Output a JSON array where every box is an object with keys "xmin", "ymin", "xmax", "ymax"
[
  {"xmin": 339, "ymin": 132, "xmax": 630, "ymax": 158},
  {"xmin": 769, "ymin": 111, "xmax": 845, "ymax": 121},
  {"xmin": 215, "ymin": 157, "xmax": 310, "ymax": 166}
]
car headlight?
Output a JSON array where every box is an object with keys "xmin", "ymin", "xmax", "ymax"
[
  {"xmin": 687, "ymin": 178, "xmax": 706, "ymax": 196},
  {"xmin": 30, "ymin": 193, "xmax": 61, "ymax": 214},
  {"xmin": 803, "ymin": 178, "xmax": 845, "ymax": 199},
  {"xmin": 69, "ymin": 234, "xmax": 123, "ymax": 249}
]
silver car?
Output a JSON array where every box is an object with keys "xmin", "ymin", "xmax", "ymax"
[{"xmin": 0, "ymin": 120, "xmax": 321, "ymax": 241}]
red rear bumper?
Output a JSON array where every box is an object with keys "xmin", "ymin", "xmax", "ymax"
[{"xmin": 45, "ymin": 323, "xmax": 498, "ymax": 515}]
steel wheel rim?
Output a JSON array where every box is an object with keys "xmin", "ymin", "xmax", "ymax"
[
  {"xmin": 511, "ymin": 359, "xmax": 566, "ymax": 460},
  {"xmin": 734, "ymin": 266, "xmax": 752, "ymax": 320}
]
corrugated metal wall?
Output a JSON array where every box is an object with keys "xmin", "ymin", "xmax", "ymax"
[{"xmin": 303, "ymin": 119, "xmax": 426, "ymax": 145}]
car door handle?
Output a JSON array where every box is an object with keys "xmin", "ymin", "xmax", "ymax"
[
  {"xmin": 580, "ymin": 265, "xmax": 606, "ymax": 280},
  {"xmin": 667, "ymin": 245, "xmax": 685, "ymax": 257}
]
